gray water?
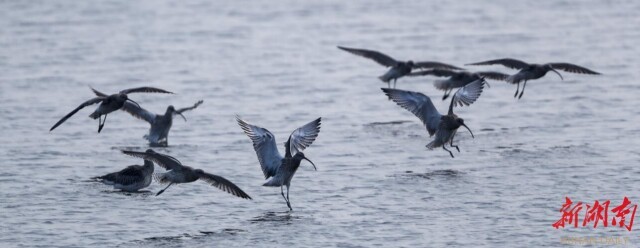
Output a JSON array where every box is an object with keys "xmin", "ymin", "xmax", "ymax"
[{"xmin": 1, "ymin": 0, "xmax": 639, "ymax": 247}]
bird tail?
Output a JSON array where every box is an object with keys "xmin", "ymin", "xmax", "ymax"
[
  {"xmin": 378, "ymin": 74, "xmax": 392, "ymax": 83},
  {"xmin": 92, "ymin": 174, "xmax": 115, "ymax": 185},
  {"xmin": 262, "ymin": 178, "xmax": 281, "ymax": 187},
  {"xmin": 433, "ymin": 80, "xmax": 449, "ymax": 90},
  {"xmin": 506, "ymin": 74, "xmax": 521, "ymax": 84},
  {"xmin": 89, "ymin": 112, "xmax": 100, "ymax": 119},
  {"xmin": 426, "ymin": 140, "xmax": 442, "ymax": 150},
  {"xmin": 153, "ymin": 173, "xmax": 170, "ymax": 184}
]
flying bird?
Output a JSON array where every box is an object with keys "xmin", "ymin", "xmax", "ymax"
[
  {"xmin": 92, "ymin": 88, "xmax": 203, "ymax": 146},
  {"xmin": 466, "ymin": 58, "xmax": 600, "ymax": 99},
  {"xmin": 121, "ymin": 149, "xmax": 252, "ymax": 199},
  {"xmin": 409, "ymin": 69, "xmax": 509, "ymax": 100},
  {"xmin": 382, "ymin": 78, "xmax": 486, "ymax": 158},
  {"xmin": 92, "ymin": 158, "xmax": 155, "ymax": 192},
  {"xmin": 337, "ymin": 46, "xmax": 461, "ymax": 88},
  {"xmin": 50, "ymin": 87, "xmax": 174, "ymax": 133},
  {"xmin": 236, "ymin": 116, "xmax": 321, "ymax": 211}
]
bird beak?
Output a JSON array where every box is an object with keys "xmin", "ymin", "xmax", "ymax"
[
  {"xmin": 302, "ymin": 155, "xmax": 317, "ymax": 171},
  {"xmin": 176, "ymin": 112, "xmax": 187, "ymax": 122},
  {"xmin": 550, "ymin": 68, "xmax": 564, "ymax": 80},
  {"xmin": 127, "ymin": 99, "xmax": 141, "ymax": 108},
  {"xmin": 461, "ymin": 123, "xmax": 474, "ymax": 138}
]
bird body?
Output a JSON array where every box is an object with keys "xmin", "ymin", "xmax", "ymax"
[
  {"xmin": 122, "ymin": 149, "xmax": 252, "ymax": 199},
  {"xmin": 337, "ymin": 46, "xmax": 461, "ymax": 88},
  {"xmin": 382, "ymin": 78, "xmax": 486, "ymax": 158},
  {"xmin": 93, "ymin": 159, "xmax": 154, "ymax": 192},
  {"xmin": 466, "ymin": 58, "xmax": 600, "ymax": 99},
  {"xmin": 237, "ymin": 116, "xmax": 320, "ymax": 210}
]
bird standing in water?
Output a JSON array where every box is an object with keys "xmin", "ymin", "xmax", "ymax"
[
  {"xmin": 92, "ymin": 158, "xmax": 155, "ymax": 192},
  {"xmin": 92, "ymin": 88, "xmax": 203, "ymax": 146},
  {"xmin": 236, "ymin": 116, "xmax": 320, "ymax": 210},
  {"xmin": 466, "ymin": 58, "xmax": 600, "ymax": 99},
  {"xmin": 50, "ymin": 87, "xmax": 173, "ymax": 133},
  {"xmin": 337, "ymin": 46, "xmax": 461, "ymax": 88},
  {"xmin": 382, "ymin": 78, "xmax": 486, "ymax": 158}
]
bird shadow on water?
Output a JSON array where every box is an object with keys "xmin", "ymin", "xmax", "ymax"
[
  {"xmin": 393, "ymin": 169, "xmax": 465, "ymax": 180},
  {"xmin": 125, "ymin": 229, "xmax": 246, "ymax": 247},
  {"xmin": 250, "ymin": 211, "xmax": 300, "ymax": 224}
]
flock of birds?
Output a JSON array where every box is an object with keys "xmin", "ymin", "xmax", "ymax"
[{"xmin": 48, "ymin": 46, "xmax": 600, "ymax": 211}]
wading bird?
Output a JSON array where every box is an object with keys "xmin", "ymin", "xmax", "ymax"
[
  {"xmin": 408, "ymin": 69, "xmax": 509, "ymax": 100},
  {"xmin": 337, "ymin": 46, "xmax": 461, "ymax": 88},
  {"xmin": 92, "ymin": 88, "xmax": 203, "ymax": 146},
  {"xmin": 382, "ymin": 78, "xmax": 486, "ymax": 158},
  {"xmin": 466, "ymin": 58, "xmax": 600, "ymax": 99},
  {"xmin": 122, "ymin": 149, "xmax": 252, "ymax": 199},
  {"xmin": 236, "ymin": 116, "xmax": 320, "ymax": 211},
  {"xmin": 50, "ymin": 87, "xmax": 173, "ymax": 133},
  {"xmin": 92, "ymin": 158, "xmax": 155, "ymax": 192}
]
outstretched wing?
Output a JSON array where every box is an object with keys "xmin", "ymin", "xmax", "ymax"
[
  {"xmin": 412, "ymin": 62, "xmax": 462, "ymax": 70},
  {"xmin": 91, "ymin": 87, "xmax": 156, "ymax": 123},
  {"xmin": 197, "ymin": 172, "xmax": 252, "ymax": 200},
  {"xmin": 466, "ymin": 58, "xmax": 529, "ymax": 70},
  {"xmin": 548, "ymin": 63, "xmax": 601, "ymax": 75},
  {"xmin": 286, "ymin": 118, "xmax": 321, "ymax": 156},
  {"xmin": 121, "ymin": 150, "xmax": 183, "ymax": 171},
  {"xmin": 236, "ymin": 116, "xmax": 282, "ymax": 179},
  {"xmin": 50, "ymin": 97, "xmax": 105, "ymax": 131},
  {"xmin": 448, "ymin": 78, "xmax": 486, "ymax": 115},
  {"xmin": 120, "ymin": 87, "xmax": 174, "ymax": 94},
  {"xmin": 381, "ymin": 88, "xmax": 441, "ymax": 136},
  {"xmin": 408, "ymin": 69, "xmax": 458, "ymax": 77},
  {"xmin": 176, "ymin": 100, "xmax": 204, "ymax": 114},
  {"xmin": 476, "ymin": 71, "xmax": 510, "ymax": 81},
  {"xmin": 337, "ymin": 46, "xmax": 398, "ymax": 67}
]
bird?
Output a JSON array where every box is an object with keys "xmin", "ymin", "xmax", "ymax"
[
  {"xmin": 50, "ymin": 87, "xmax": 174, "ymax": 133},
  {"xmin": 382, "ymin": 78, "xmax": 486, "ymax": 158},
  {"xmin": 466, "ymin": 58, "xmax": 600, "ymax": 99},
  {"xmin": 91, "ymin": 88, "xmax": 203, "ymax": 147},
  {"xmin": 408, "ymin": 69, "xmax": 509, "ymax": 100},
  {"xmin": 337, "ymin": 46, "xmax": 462, "ymax": 88},
  {"xmin": 92, "ymin": 158, "xmax": 155, "ymax": 192},
  {"xmin": 121, "ymin": 149, "xmax": 252, "ymax": 199},
  {"xmin": 236, "ymin": 115, "xmax": 321, "ymax": 211}
]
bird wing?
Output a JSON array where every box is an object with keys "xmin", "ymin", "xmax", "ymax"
[
  {"xmin": 120, "ymin": 87, "xmax": 174, "ymax": 94},
  {"xmin": 197, "ymin": 172, "xmax": 252, "ymax": 199},
  {"xmin": 337, "ymin": 46, "xmax": 398, "ymax": 67},
  {"xmin": 466, "ymin": 58, "xmax": 529, "ymax": 70},
  {"xmin": 176, "ymin": 100, "xmax": 204, "ymax": 114},
  {"xmin": 408, "ymin": 69, "xmax": 458, "ymax": 77},
  {"xmin": 236, "ymin": 116, "xmax": 283, "ymax": 179},
  {"xmin": 476, "ymin": 71, "xmax": 510, "ymax": 81},
  {"xmin": 412, "ymin": 62, "xmax": 462, "ymax": 70},
  {"xmin": 548, "ymin": 63, "xmax": 601, "ymax": 75},
  {"xmin": 50, "ymin": 97, "xmax": 105, "ymax": 131},
  {"xmin": 91, "ymin": 87, "xmax": 156, "ymax": 123},
  {"xmin": 381, "ymin": 88, "xmax": 441, "ymax": 136},
  {"xmin": 286, "ymin": 118, "xmax": 322, "ymax": 156},
  {"xmin": 121, "ymin": 150, "xmax": 183, "ymax": 171},
  {"xmin": 448, "ymin": 78, "xmax": 486, "ymax": 115}
]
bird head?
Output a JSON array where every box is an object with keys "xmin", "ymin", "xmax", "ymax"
[
  {"xmin": 167, "ymin": 105, "xmax": 187, "ymax": 121},
  {"xmin": 457, "ymin": 118, "xmax": 474, "ymax": 138},
  {"xmin": 406, "ymin": 60, "xmax": 415, "ymax": 67},
  {"xmin": 294, "ymin": 152, "xmax": 317, "ymax": 171},
  {"xmin": 194, "ymin": 169, "xmax": 204, "ymax": 174}
]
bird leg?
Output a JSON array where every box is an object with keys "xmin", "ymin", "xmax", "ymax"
[
  {"xmin": 442, "ymin": 89, "xmax": 452, "ymax": 100},
  {"xmin": 393, "ymin": 78, "xmax": 397, "ymax": 89},
  {"xmin": 518, "ymin": 81, "xmax": 527, "ymax": 99},
  {"xmin": 450, "ymin": 134, "xmax": 460, "ymax": 152},
  {"xmin": 98, "ymin": 114, "xmax": 108, "ymax": 133},
  {"xmin": 156, "ymin": 182, "xmax": 173, "ymax": 196},
  {"xmin": 281, "ymin": 186, "xmax": 292, "ymax": 211},
  {"xmin": 286, "ymin": 185, "xmax": 293, "ymax": 211},
  {"xmin": 442, "ymin": 145, "xmax": 454, "ymax": 158},
  {"xmin": 514, "ymin": 82, "xmax": 520, "ymax": 98}
]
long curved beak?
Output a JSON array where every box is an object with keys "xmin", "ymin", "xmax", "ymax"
[
  {"xmin": 461, "ymin": 123, "xmax": 474, "ymax": 139},
  {"xmin": 550, "ymin": 68, "xmax": 564, "ymax": 80},
  {"xmin": 127, "ymin": 99, "xmax": 141, "ymax": 108},
  {"xmin": 302, "ymin": 155, "xmax": 317, "ymax": 171},
  {"xmin": 176, "ymin": 112, "xmax": 187, "ymax": 122}
]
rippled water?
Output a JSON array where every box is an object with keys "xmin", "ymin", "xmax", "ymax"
[{"xmin": 1, "ymin": 0, "xmax": 639, "ymax": 247}]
